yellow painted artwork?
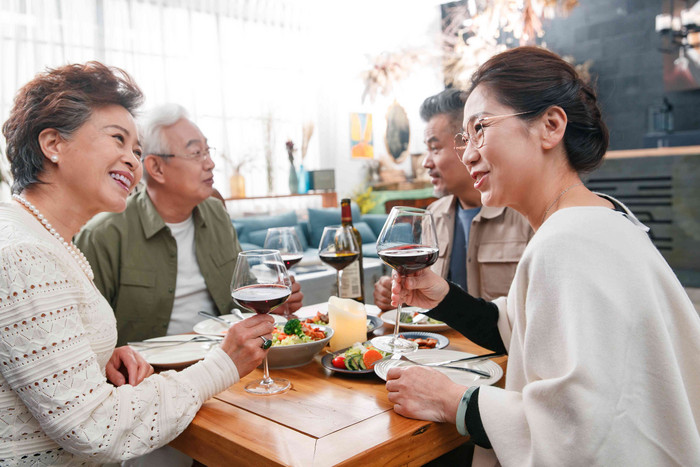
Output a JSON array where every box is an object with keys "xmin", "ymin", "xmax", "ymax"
[{"xmin": 350, "ymin": 112, "xmax": 374, "ymax": 159}]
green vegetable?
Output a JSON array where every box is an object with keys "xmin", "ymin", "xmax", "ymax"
[{"xmin": 283, "ymin": 318, "xmax": 304, "ymax": 338}]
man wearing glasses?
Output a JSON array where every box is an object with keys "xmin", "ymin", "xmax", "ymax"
[
  {"xmin": 76, "ymin": 104, "xmax": 303, "ymax": 350},
  {"xmin": 374, "ymin": 89, "xmax": 532, "ymax": 310}
]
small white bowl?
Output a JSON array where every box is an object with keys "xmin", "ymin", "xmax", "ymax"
[{"xmin": 266, "ymin": 324, "xmax": 333, "ymax": 369}]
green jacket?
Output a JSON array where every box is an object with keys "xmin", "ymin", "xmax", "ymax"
[{"xmin": 75, "ymin": 190, "xmax": 241, "ymax": 345}]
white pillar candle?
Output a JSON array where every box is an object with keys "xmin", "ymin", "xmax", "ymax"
[{"xmin": 328, "ymin": 296, "xmax": 367, "ymax": 351}]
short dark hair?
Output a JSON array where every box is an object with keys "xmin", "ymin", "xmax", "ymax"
[
  {"xmin": 419, "ymin": 88, "xmax": 468, "ymax": 133},
  {"xmin": 470, "ymin": 46, "xmax": 609, "ymax": 173},
  {"xmin": 2, "ymin": 61, "xmax": 143, "ymax": 194}
]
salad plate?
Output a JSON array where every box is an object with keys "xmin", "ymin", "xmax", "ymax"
[
  {"xmin": 381, "ymin": 307, "xmax": 450, "ymax": 331},
  {"xmin": 320, "ymin": 341, "xmax": 389, "ymax": 375},
  {"xmin": 193, "ymin": 311, "xmax": 287, "ymax": 336},
  {"xmin": 374, "ymin": 349, "xmax": 503, "ymax": 386}
]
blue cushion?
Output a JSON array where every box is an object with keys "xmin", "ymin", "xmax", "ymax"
[
  {"xmin": 362, "ymin": 243, "xmax": 379, "ymax": 258},
  {"xmin": 354, "ymin": 221, "xmax": 377, "ymax": 244},
  {"xmin": 232, "ymin": 211, "xmax": 298, "ymax": 244},
  {"xmin": 307, "ymin": 205, "xmax": 361, "ymax": 247},
  {"xmin": 247, "ymin": 225, "xmax": 309, "ymax": 250}
]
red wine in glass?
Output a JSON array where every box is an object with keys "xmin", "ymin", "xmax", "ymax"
[
  {"xmin": 377, "ymin": 245, "xmax": 439, "ymax": 275},
  {"xmin": 232, "ymin": 284, "xmax": 291, "ymax": 314},
  {"xmin": 319, "ymin": 251, "xmax": 359, "ymax": 271},
  {"xmin": 281, "ymin": 254, "xmax": 303, "ymax": 270}
]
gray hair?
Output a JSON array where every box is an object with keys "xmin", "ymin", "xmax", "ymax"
[
  {"xmin": 139, "ymin": 103, "xmax": 189, "ymax": 157},
  {"xmin": 419, "ymin": 88, "xmax": 467, "ymax": 134}
]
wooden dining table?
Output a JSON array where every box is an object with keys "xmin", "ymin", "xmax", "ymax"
[{"xmin": 169, "ymin": 307, "xmax": 508, "ymax": 466}]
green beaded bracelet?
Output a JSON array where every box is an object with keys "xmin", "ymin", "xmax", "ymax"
[{"xmin": 456, "ymin": 386, "xmax": 479, "ymax": 436}]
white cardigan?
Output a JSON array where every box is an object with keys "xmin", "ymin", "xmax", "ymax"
[
  {"xmin": 478, "ymin": 204, "xmax": 700, "ymax": 466},
  {"xmin": 0, "ymin": 203, "xmax": 239, "ymax": 466}
]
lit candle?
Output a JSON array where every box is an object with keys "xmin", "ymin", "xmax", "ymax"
[{"xmin": 327, "ymin": 296, "xmax": 367, "ymax": 351}]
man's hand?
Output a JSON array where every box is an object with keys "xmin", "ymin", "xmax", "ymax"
[
  {"xmin": 373, "ymin": 275, "xmax": 394, "ymax": 311},
  {"xmin": 107, "ymin": 346, "xmax": 154, "ymax": 386},
  {"xmin": 220, "ymin": 314, "xmax": 275, "ymax": 376},
  {"xmin": 390, "ymin": 269, "xmax": 450, "ymax": 310},
  {"xmin": 273, "ymin": 275, "xmax": 303, "ymax": 315}
]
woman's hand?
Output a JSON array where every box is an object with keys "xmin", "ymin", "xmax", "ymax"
[
  {"xmin": 220, "ymin": 314, "xmax": 274, "ymax": 377},
  {"xmin": 373, "ymin": 275, "xmax": 394, "ymax": 311},
  {"xmin": 385, "ymin": 366, "xmax": 465, "ymax": 423},
  {"xmin": 107, "ymin": 346, "xmax": 154, "ymax": 386},
  {"xmin": 390, "ymin": 269, "xmax": 450, "ymax": 310}
]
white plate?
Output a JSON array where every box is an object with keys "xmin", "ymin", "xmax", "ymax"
[
  {"xmin": 381, "ymin": 307, "xmax": 450, "ymax": 331},
  {"xmin": 134, "ymin": 334, "xmax": 221, "ymax": 368},
  {"xmin": 374, "ymin": 349, "xmax": 503, "ymax": 386},
  {"xmin": 193, "ymin": 312, "xmax": 287, "ymax": 336}
]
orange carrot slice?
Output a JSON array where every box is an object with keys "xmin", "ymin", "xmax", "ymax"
[{"xmin": 363, "ymin": 349, "xmax": 383, "ymax": 369}]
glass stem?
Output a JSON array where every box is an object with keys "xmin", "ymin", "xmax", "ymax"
[
  {"xmin": 392, "ymin": 272, "xmax": 405, "ymax": 343},
  {"xmin": 336, "ymin": 271, "xmax": 341, "ymax": 296},
  {"xmin": 261, "ymin": 356, "xmax": 272, "ymax": 385}
]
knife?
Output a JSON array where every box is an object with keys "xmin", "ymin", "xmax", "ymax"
[{"xmin": 419, "ymin": 352, "xmax": 504, "ymax": 367}]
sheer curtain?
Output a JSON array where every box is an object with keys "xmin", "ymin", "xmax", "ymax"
[{"xmin": 0, "ymin": 0, "xmax": 322, "ymax": 200}]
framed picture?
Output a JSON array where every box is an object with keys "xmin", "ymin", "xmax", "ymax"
[{"xmin": 350, "ymin": 112, "xmax": 374, "ymax": 159}]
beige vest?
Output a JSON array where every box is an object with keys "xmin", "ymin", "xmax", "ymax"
[{"xmin": 428, "ymin": 195, "xmax": 533, "ymax": 301}]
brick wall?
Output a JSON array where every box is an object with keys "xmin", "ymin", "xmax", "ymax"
[{"xmin": 543, "ymin": 0, "xmax": 700, "ymax": 150}]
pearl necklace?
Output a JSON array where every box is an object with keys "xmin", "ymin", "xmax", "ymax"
[
  {"xmin": 541, "ymin": 182, "xmax": 584, "ymax": 224},
  {"xmin": 13, "ymin": 194, "xmax": 94, "ymax": 280}
]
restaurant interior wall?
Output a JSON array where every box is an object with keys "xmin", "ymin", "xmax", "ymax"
[{"xmin": 542, "ymin": 0, "xmax": 700, "ymax": 150}]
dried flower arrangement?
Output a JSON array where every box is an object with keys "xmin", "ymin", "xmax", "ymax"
[
  {"xmin": 442, "ymin": 0, "xmax": 580, "ymax": 89},
  {"xmin": 300, "ymin": 121, "xmax": 314, "ymax": 163},
  {"xmin": 361, "ymin": 49, "xmax": 424, "ymax": 103}
]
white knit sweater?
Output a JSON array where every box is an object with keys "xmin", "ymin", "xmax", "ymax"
[
  {"xmin": 476, "ymin": 203, "xmax": 700, "ymax": 466},
  {"xmin": 0, "ymin": 203, "xmax": 239, "ymax": 466}
]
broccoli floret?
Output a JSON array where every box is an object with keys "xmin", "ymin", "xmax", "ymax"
[{"xmin": 283, "ymin": 318, "xmax": 304, "ymax": 337}]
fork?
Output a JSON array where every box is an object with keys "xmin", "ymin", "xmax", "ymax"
[
  {"xmin": 128, "ymin": 335, "xmax": 221, "ymax": 349},
  {"xmin": 398, "ymin": 354, "xmax": 491, "ymax": 378}
]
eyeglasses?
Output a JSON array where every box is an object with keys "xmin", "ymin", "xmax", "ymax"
[
  {"xmin": 454, "ymin": 111, "xmax": 533, "ymax": 154},
  {"xmin": 153, "ymin": 146, "xmax": 216, "ymax": 162}
]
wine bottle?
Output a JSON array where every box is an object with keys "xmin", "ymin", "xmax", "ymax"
[{"xmin": 338, "ymin": 198, "xmax": 365, "ymax": 303}]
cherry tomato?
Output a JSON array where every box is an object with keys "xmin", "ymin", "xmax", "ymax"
[{"xmin": 331, "ymin": 355, "xmax": 346, "ymax": 369}]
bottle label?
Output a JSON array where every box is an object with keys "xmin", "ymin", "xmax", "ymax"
[{"xmin": 339, "ymin": 259, "xmax": 362, "ymax": 299}]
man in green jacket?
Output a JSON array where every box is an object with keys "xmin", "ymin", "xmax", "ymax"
[{"xmin": 76, "ymin": 104, "xmax": 303, "ymax": 346}]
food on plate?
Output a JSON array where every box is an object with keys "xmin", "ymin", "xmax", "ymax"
[
  {"xmin": 330, "ymin": 342, "xmax": 389, "ymax": 371},
  {"xmin": 271, "ymin": 319, "xmax": 327, "ymax": 346},
  {"xmin": 400, "ymin": 335, "xmax": 438, "ymax": 349},
  {"xmin": 399, "ymin": 311, "xmax": 443, "ymax": 325},
  {"xmin": 304, "ymin": 311, "xmax": 375, "ymax": 332}
]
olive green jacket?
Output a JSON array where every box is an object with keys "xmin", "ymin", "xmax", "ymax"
[{"xmin": 75, "ymin": 190, "xmax": 240, "ymax": 345}]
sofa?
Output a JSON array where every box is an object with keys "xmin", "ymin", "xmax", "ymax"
[{"xmin": 231, "ymin": 204, "xmax": 389, "ymax": 259}]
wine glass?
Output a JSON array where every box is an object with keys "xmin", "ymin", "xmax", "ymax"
[
  {"xmin": 318, "ymin": 225, "xmax": 359, "ymax": 297},
  {"xmin": 372, "ymin": 206, "xmax": 439, "ymax": 354},
  {"xmin": 231, "ymin": 249, "xmax": 292, "ymax": 395},
  {"xmin": 264, "ymin": 227, "xmax": 304, "ymax": 317},
  {"xmin": 264, "ymin": 227, "xmax": 304, "ymax": 272}
]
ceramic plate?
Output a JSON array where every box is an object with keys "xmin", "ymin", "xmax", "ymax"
[
  {"xmin": 320, "ymin": 341, "xmax": 388, "ymax": 375},
  {"xmin": 193, "ymin": 311, "xmax": 287, "ymax": 336},
  {"xmin": 381, "ymin": 307, "xmax": 450, "ymax": 331},
  {"xmin": 398, "ymin": 331, "xmax": 449, "ymax": 349},
  {"xmin": 133, "ymin": 334, "xmax": 221, "ymax": 369},
  {"xmin": 374, "ymin": 349, "xmax": 502, "ymax": 386}
]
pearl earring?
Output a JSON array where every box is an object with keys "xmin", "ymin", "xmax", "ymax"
[{"xmin": 50, "ymin": 155, "xmax": 59, "ymax": 163}]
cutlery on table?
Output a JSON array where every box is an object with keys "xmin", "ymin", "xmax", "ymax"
[
  {"xmin": 198, "ymin": 310, "xmax": 239, "ymax": 326},
  {"xmin": 398, "ymin": 354, "xmax": 492, "ymax": 378},
  {"xmin": 419, "ymin": 352, "xmax": 505, "ymax": 367},
  {"xmin": 128, "ymin": 335, "xmax": 222, "ymax": 348}
]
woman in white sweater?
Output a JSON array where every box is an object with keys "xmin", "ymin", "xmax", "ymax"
[
  {"xmin": 385, "ymin": 47, "xmax": 700, "ymax": 466},
  {"xmin": 0, "ymin": 62, "xmax": 273, "ymax": 465}
]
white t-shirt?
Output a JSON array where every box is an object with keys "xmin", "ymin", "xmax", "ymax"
[{"xmin": 165, "ymin": 216, "xmax": 217, "ymax": 335}]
